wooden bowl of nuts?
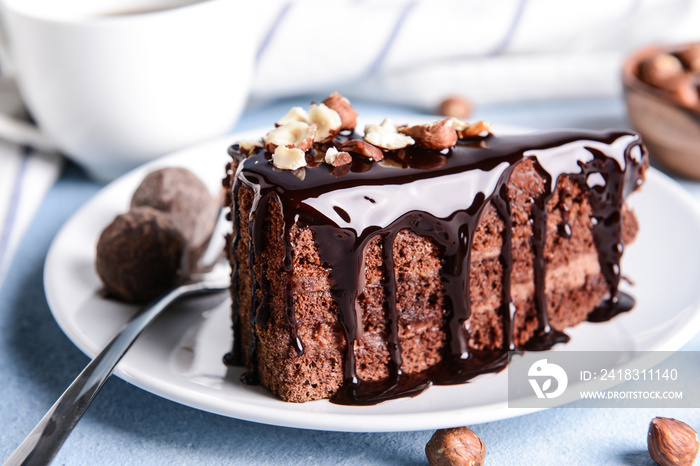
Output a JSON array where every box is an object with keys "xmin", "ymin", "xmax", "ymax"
[{"xmin": 622, "ymin": 42, "xmax": 700, "ymax": 179}]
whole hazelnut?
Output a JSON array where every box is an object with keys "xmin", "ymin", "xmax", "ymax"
[
  {"xmin": 438, "ymin": 96, "xmax": 473, "ymax": 120},
  {"xmin": 675, "ymin": 44, "xmax": 700, "ymax": 72},
  {"xmin": 647, "ymin": 416, "xmax": 699, "ymax": 466},
  {"xmin": 638, "ymin": 53, "xmax": 685, "ymax": 90},
  {"xmin": 666, "ymin": 74, "xmax": 700, "ymax": 108},
  {"xmin": 425, "ymin": 426, "xmax": 485, "ymax": 466}
]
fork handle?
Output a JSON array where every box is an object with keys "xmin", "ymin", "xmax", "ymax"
[{"xmin": 5, "ymin": 278, "xmax": 228, "ymax": 466}]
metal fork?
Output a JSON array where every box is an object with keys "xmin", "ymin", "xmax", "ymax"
[{"xmin": 5, "ymin": 210, "xmax": 230, "ymax": 466}]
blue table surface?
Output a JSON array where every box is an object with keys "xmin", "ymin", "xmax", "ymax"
[{"xmin": 2, "ymin": 96, "xmax": 700, "ymax": 465}]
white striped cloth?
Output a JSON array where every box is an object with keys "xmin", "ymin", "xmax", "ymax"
[
  {"xmin": 250, "ymin": 0, "xmax": 700, "ymax": 109},
  {"xmin": 0, "ymin": 77, "xmax": 62, "ymax": 289}
]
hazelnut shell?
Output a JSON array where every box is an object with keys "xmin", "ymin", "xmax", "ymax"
[
  {"xmin": 425, "ymin": 426, "xmax": 485, "ymax": 466},
  {"xmin": 648, "ymin": 417, "xmax": 699, "ymax": 466}
]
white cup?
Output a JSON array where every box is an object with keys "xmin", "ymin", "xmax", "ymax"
[{"xmin": 0, "ymin": 0, "xmax": 256, "ymax": 180}]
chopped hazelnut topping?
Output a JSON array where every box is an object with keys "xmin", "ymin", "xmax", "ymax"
[
  {"xmin": 262, "ymin": 96, "xmax": 494, "ymax": 175},
  {"xmin": 272, "ymin": 145, "xmax": 307, "ymax": 170},
  {"xmin": 309, "ymin": 103, "xmax": 342, "ymax": 142},
  {"xmin": 364, "ymin": 118, "xmax": 414, "ymax": 150},
  {"xmin": 264, "ymin": 121, "xmax": 317, "ymax": 153},
  {"xmin": 322, "ymin": 92, "xmax": 358, "ymax": 131},
  {"xmin": 324, "ymin": 147, "xmax": 352, "ymax": 167},
  {"xmin": 452, "ymin": 119, "xmax": 493, "ymax": 139},
  {"xmin": 238, "ymin": 139, "xmax": 263, "ymax": 153},
  {"xmin": 340, "ymin": 139, "xmax": 384, "ymax": 161},
  {"xmin": 398, "ymin": 118, "xmax": 458, "ymax": 150}
]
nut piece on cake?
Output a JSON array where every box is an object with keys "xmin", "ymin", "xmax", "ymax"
[
  {"xmin": 322, "ymin": 92, "xmax": 358, "ymax": 131},
  {"xmin": 339, "ymin": 139, "xmax": 384, "ymax": 161},
  {"xmin": 267, "ymin": 92, "xmax": 359, "ymax": 156},
  {"xmin": 398, "ymin": 118, "xmax": 458, "ymax": 150},
  {"xmin": 324, "ymin": 147, "xmax": 352, "ymax": 167},
  {"xmin": 451, "ymin": 119, "xmax": 493, "ymax": 139},
  {"xmin": 237, "ymin": 139, "xmax": 263, "ymax": 154},
  {"xmin": 425, "ymin": 427, "xmax": 486, "ymax": 466},
  {"xmin": 364, "ymin": 118, "xmax": 415, "ymax": 150},
  {"xmin": 272, "ymin": 146, "xmax": 308, "ymax": 170},
  {"xmin": 309, "ymin": 103, "xmax": 342, "ymax": 142},
  {"xmin": 264, "ymin": 121, "xmax": 317, "ymax": 154}
]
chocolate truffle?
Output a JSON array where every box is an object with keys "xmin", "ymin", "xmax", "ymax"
[
  {"xmin": 131, "ymin": 166, "xmax": 218, "ymax": 249},
  {"xmin": 96, "ymin": 206, "xmax": 186, "ymax": 303}
]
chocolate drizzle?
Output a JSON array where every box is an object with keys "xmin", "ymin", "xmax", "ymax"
[
  {"xmin": 521, "ymin": 160, "xmax": 571, "ymax": 351},
  {"xmin": 491, "ymin": 183, "xmax": 516, "ymax": 353},
  {"xmin": 225, "ymin": 129, "xmax": 647, "ymax": 405}
]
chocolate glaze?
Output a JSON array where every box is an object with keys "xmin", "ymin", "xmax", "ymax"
[
  {"xmin": 226, "ymin": 129, "xmax": 647, "ymax": 404},
  {"xmin": 521, "ymin": 160, "xmax": 571, "ymax": 351}
]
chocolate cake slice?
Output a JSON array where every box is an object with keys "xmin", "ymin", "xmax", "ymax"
[{"xmin": 223, "ymin": 94, "xmax": 648, "ymax": 404}]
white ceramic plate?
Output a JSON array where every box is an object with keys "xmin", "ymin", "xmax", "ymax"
[{"xmin": 44, "ymin": 129, "xmax": 700, "ymax": 432}]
